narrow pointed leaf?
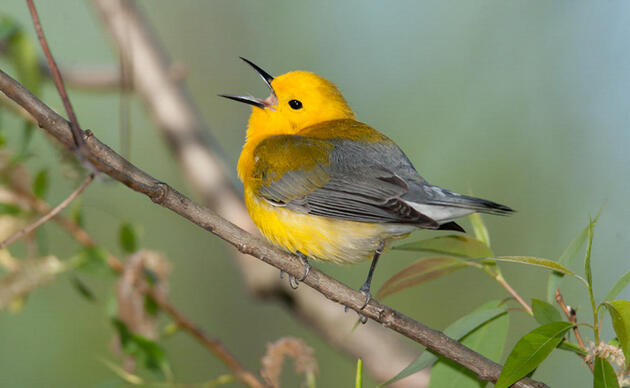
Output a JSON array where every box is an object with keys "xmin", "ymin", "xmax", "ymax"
[
  {"xmin": 593, "ymin": 357, "xmax": 620, "ymax": 388},
  {"xmin": 481, "ymin": 257, "xmax": 586, "ymax": 285},
  {"xmin": 557, "ymin": 341, "xmax": 587, "ymax": 356},
  {"xmin": 585, "ymin": 217, "xmax": 595, "ymax": 298},
  {"xmin": 605, "ymin": 270, "xmax": 630, "ymax": 301},
  {"xmin": 495, "ymin": 321, "xmax": 573, "ymax": 388},
  {"xmin": 469, "ymin": 212, "xmax": 491, "ymax": 247},
  {"xmin": 428, "ymin": 301, "xmax": 509, "ymax": 388},
  {"xmin": 547, "ymin": 209, "xmax": 602, "ymax": 301},
  {"xmin": 376, "ymin": 256, "xmax": 467, "ymax": 299},
  {"xmin": 603, "ymin": 301, "xmax": 630, "ymax": 362},
  {"xmin": 393, "ymin": 235, "xmax": 493, "ymax": 258},
  {"xmin": 32, "ymin": 169, "xmax": 48, "ymax": 199},
  {"xmin": 380, "ymin": 304, "xmax": 507, "ymax": 386},
  {"xmin": 119, "ymin": 222, "xmax": 138, "ymax": 254},
  {"xmin": 531, "ymin": 298, "xmax": 563, "ymax": 325}
]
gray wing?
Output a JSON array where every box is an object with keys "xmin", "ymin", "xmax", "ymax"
[{"xmin": 254, "ymin": 136, "xmax": 440, "ymax": 228}]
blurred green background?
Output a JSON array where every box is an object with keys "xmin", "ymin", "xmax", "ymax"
[{"xmin": 1, "ymin": 1, "xmax": 629, "ymax": 387}]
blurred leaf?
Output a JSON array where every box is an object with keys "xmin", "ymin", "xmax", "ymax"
[
  {"xmin": 469, "ymin": 212, "xmax": 490, "ymax": 247},
  {"xmin": 429, "ymin": 301, "xmax": 509, "ymax": 388},
  {"xmin": 0, "ymin": 15, "xmax": 20, "ymax": 40},
  {"xmin": 376, "ymin": 256, "xmax": 467, "ymax": 299},
  {"xmin": 531, "ymin": 298, "xmax": 563, "ymax": 325},
  {"xmin": 0, "ymin": 202, "xmax": 22, "ymax": 215},
  {"xmin": 119, "ymin": 222, "xmax": 138, "ymax": 254},
  {"xmin": 495, "ymin": 321, "xmax": 573, "ymax": 388},
  {"xmin": 144, "ymin": 294, "xmax": 158, "ymax": 316},
  {"xmin": 70, "ymin": 198, "xmax": 84, "ymax": 227},
  {"xmin": 355, "ymin": 358, "xmax": 363, "ymax": 388},
  {"xmin": 381, "ymin": 304, "xmax": 507, "ymax": 386},
  {"xmin": 605, "ymin": 270, "xmax": 630, "ymax": 301},
  {"xmin": 7, "ymin": 29, "xmax": 42, "ymax": 152},
  {"xmin": 32, "ymin": 169, "xmax": 48, "ymax": 199},
  {"xmin": 394, "ymin": 235, "xmax": 493, "ymax": 258},
  {"xmin": 74, "ymin": 246, "xmax": 111, "ymax": 274},
  {"xmin": 547, "ymin": 210, "xmax": 602, "ymax": 302},
  {"xmin": 557, "ymin": 341, "xmax": 587, "ymax": 356},
  {"xmin": 70, "ymin": 275, "xmax": 95, "ymax": 302},
  {"xmin": 603, "ymin": 301, "xmax": 630, "ymax": 362},
  {"xmin": 593, "ymin": 357, "xmax": 620, "ymax": 388},
  {"xmin": 112, "ymin": 318, "xmax": 169, "ymax": 374}
]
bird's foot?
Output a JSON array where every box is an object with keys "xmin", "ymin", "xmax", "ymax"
[
  {"xmin": 279, "ymin": 253, "xmax": 311, "ymax": 289},
  {"xmin": 280, "ymin": 270, "xmax": 300, "ymax": 289},
  {"xmin": 342, "ymin": 283, "xmax": 372, "ymax": 324}
]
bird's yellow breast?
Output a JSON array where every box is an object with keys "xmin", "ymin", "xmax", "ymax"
[{"xmin": 244, "ymin": 187, "xmax": 412, "ymax": 264}]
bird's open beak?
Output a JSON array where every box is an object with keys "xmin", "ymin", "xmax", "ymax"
[{"xmin": 219, "ymin": 57, "xmax": 278, "ymax": 109}]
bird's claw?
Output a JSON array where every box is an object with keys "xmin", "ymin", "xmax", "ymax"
[
  {"xmin": 289, "ymin": 275, "xmax": 300, "ymax": 289},
  {"xmin": 281, "ymin": 270, "xmax": 300, "ymax": 289},
  {"xmin": 298, "ymin": 261, "xmax": 311, "ymax": 282}
]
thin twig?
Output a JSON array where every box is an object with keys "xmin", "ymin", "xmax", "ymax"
[
  {"xmin": 0, "ymin": 68, "xmax": 548, "ymax": 388},
  {"xmin": 555, "ymin": 289, "xmax": 586, "ymax": 349},
  {"xmin": 0, "ymin": 175, "xmax": 94, "ymax": 250},
  {"xmin": 25, "ymin": 0, "xmax": 84, "ymax": 150},
  {"xmin": 495, "ymin": 273, "xmax": 533, "ymax": 315}
]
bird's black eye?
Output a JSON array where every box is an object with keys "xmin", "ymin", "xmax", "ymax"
[{"xmin": 288, "ymin": 99, "xmax": 303, "ymax": 110}]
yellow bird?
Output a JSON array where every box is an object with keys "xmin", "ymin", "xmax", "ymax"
[{"xmin": 221, "ymin": 58, "xmax": 512, "ymax": 308}]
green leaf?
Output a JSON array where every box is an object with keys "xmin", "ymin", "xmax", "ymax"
[
  {"xmin": 394, "ymin": 235, "xmax": 493, "ymax": 258},
  {"xmin": 119, "ymin": 222, "xmax": 138, "ymax": 254},
  {"xmin": 469, "ymin": 212, "xmax": 491, "ymax": 247},
  {"xmin": 355, "ymin": 358, "xmax": 363, "ymax": 388},
  {"xmin": 144, "ymin": 295, "xmax": 158, "ymax": 316},
  {"xmin": 482, "ymin": 257, "xmax": 586, "ymax": 285},
  {"xmin": 70, "ymin": 275, "xmax": 96, "ymax": 302},
  {"xmin": 111, "ymin": 318, "xmax": 169, "ymax": 374},
  {"xmin": 585, "ymin": 217, "xmax": 595, "ymax": 300},
  {"xmin": 603, "ymin": 301, "xmax": 630, "ymax": 362},
  {"xmin": 376, "ymin": 256, "xmax": 468, "ymax": 299},
  {"xmin": 531, "ymin": 298, "xmax": 563, "ymax": 325},
  {"xmin": 0, "ymin": 202, "xmax": 22, "ymax": 215},
  {"xmin": 557, "ymin": 341, "xmax": 587, "ymax": 356},
  {"xmin": 7, "ymin": 30, "xmax": 41, "ymax": 96},
  {"xmin": 429, "ymin": 301, "xmax": 509, "ymax": 388},
  {"xmin": 593, "ymin": 357, "xmax": 620, "ymax": 388},
  {"xmin": 547, "ymin": 210, "xmax": 602, "ymax": 302},
  {"xmin": 32, "ymin": 169, "xmax": 48, "ymax": 199},
  {"xmin": 0, "ymin": 15, "xmax": 20, "ymax": 42},
  {"xmin": 74, "ymin": 246, "xmax": 111, "ymax": 274},
  {"xmin": 605, "ymin": 270, "xmax": 630, "ymax": 301},
  {"xmin": 495, "ymin": 322, "xmax": 573, "ymax": 388},
  {"xmin": 381, "ymin": 303, "xmax": 507, "ymax": 386}
]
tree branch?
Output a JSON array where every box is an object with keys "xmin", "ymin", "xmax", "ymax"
[{"xmin": 0, "ymin": 68, "xmax": 548, "ymax": 388}]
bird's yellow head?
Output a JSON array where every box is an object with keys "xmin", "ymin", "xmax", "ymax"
[{"xmin": 221, "ymin": 58, "xmax": 355, "ymax": 143}]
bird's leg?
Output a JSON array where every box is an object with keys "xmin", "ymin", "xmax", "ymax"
[
  {"xmin": 359, "ymin": 241, "xmax": 385, "ymax": 309},
  {"xmin": 282, "ymin": 251, "xmax": 311, "ymax": 289}
]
